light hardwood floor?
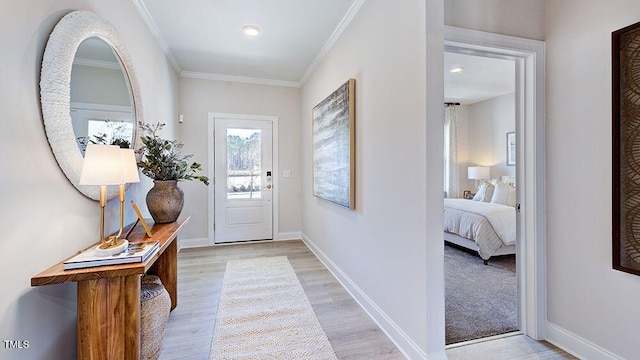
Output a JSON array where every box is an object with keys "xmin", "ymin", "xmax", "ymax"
[
  {"xmin": 159, "ymin": 240, "xmax": 403, "ymax": 359},
  {"xmin": 159, "ymin": 240, "xmax": 573, "ymax": 360},
  {"xmin": 446, "ymin": 334, "xmax": 577, "ymax": 360}
]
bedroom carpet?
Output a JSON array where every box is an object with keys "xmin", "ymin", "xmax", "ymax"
[{"xmin": 445, "ymin": 244, "xmax": 517, "ymax": 345}]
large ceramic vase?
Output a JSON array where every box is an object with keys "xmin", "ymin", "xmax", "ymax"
[{"xmin": 146, "ymin": 180, "xmax": 184, "ymax": 224}]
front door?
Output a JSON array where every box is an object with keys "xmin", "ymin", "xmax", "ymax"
[{"xmin": 214, "ymin": 118, "xmax": 273, "ymax": 243}]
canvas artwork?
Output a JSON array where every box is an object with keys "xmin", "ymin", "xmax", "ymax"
[
  {"xmin": 312, "ymin": 79, "xmax": 355, "ymax": 209},
  {"xmin": 613, "ymin": 21, "xmax": 640, "ymax": 275}
]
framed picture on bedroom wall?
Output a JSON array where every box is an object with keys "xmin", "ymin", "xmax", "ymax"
[
  {"xmin": 506, "ymin": 132, "xmax": 516, "ymax": 166},
  {"xmin": 613, "ymin": 21, "xmax": 640, "ymax": 276},
  {"xmin": 312, "ymin": 79, "xmax": 356, "ymax": 209}
]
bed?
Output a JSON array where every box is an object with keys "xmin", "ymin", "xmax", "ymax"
[{"xmin": 444, "ymin": 176, "xmax": 516, "ymax": 264}]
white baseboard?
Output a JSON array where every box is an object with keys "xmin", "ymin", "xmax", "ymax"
[
  {"xmin": 178, "ymin": 232, "xmax": 301, "ymax": 250},
  {"xmin": 301, "ymin": 232, "xmax": 429, "ymax": 360},
  {"xmin": 427, "ymin": 351, "xmax": 447, "ymax": 360},
  {"xmin": 178, "ymin": 237, "xmax": 208, "ymax": 251},
  {"xmin": 546, "ymin": 322, "xmax": 623, "ymax": 360},
  {"xmin": 277, "ymin": 231, "xmax": 302, "ymax": 240}
]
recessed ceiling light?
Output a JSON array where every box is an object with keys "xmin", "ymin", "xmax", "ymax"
[
  {"xmin": 450, "ymin": 66, "xmax": 464, "ymax": 73},
  {"xmin": 243, "ymin": 25, "xmax": 261, "ymax": 38}
]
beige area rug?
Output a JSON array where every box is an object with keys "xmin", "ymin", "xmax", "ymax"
[{"xmin": 210, "ymin": 256, "xmax": 338, "ymax": 360}]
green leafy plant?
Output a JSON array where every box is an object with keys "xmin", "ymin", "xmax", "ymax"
[
  {"xmin": 90, "ymin": 133, "xmax": 131, "ymax": 149},
  {"xmin": 136, "ymin": 122, "xmax": 209, "ymax": 185}
]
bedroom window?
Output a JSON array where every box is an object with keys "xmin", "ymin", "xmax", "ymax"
[{"xmin": 444, "ymin": 104, "xmax": 459, "ymax": 198}]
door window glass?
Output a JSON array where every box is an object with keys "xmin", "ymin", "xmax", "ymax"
[{"xmin": 227, "ymin": 128, "xmax": 261, "ymax": 199}]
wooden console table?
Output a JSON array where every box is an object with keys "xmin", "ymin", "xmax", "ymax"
[{"xmin": 31, "ymin": 216, "xmax": 189, "ymax": 360}]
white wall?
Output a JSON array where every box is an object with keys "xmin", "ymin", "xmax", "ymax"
[
  {"xmin": 178, "ymin": 78, "xmax": 302, "ymax": 240},
  {"xmin": 71, "ymin": 65, "xmax": 131, "ymax": 106},
  {"xmin": 0, "ymin": 2, "xmax": 178, "ymax": 359},
  {"xmin": 301, "ymin": 0, "xmax": 445, "ymax": 357},
  {"xmin": 447, "ymin": 0, "xmax": 640, "ymax": 358},
  {"xmin": 455, "ymin": 94, "xmax": 516, "ymax": 194},
  {"xmin": 545, "ymin": 1, "xmax": 640, "ymax": 359},
  {"xmin": 467, "ymin": 93, "xmax": 516, "ymax": 181},
  {"xmin": 445, "ymin": 0, "xmax": 544, "ymax": 41}
]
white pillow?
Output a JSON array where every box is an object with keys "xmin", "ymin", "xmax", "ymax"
[
  {"xmin": 473, "ymin": 181, "xmax": 494, "ymax": 202},
  {"xmin": 491, "ymin": 181, "xmax": 516, "ymax": 206}
]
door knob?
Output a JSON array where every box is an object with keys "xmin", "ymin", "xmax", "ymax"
[{"xmin": 265, "ymin": 184, "xmax": 272, "ymax": 189}]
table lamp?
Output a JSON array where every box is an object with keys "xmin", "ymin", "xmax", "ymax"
[
  {"xmin": 79, "ymin": 145, "xmax": 139, "ymax": 256},
  {"xmin": 468, "ymin": 166, "xmax": 490, "ymax": 189}
]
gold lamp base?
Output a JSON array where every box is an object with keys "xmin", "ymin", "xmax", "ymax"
[{"xmin": 95, "ymin": 236, "xmax": 129, "ymax": 257}]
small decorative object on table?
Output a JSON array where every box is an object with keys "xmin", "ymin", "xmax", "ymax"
[
  {"xmin": 463, "ymin": 190, "xmax": 475, "ymax": 200},
  {"xmin": 132, "ymin": 200, "xmax": 153, "ymax": 237},
  {"xmin": 136, "ymin": 122, "xmax": 209, "ymax": 223},
  {"xmin": 63, "ymin": 241, "xmax": 159, "ymax": 270}
]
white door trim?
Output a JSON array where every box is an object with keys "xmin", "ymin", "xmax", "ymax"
[
  {"xmin": 207, "ymin": 112, "xmax": 279, "ymax": 246},
  {"xmin": 444, "ymin": 26, "xmax": 547, "ymax": 340}
]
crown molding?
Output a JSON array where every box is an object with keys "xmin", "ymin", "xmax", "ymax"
[
  {"xmin": 73, "ymin": 57, "xmax": 121, "ymax": 70},
  {"xmin": 298, "ymin": 0, "xmax": 366, "ymax": 86},
  {"xmin": 132, "ymin": 0, "xmax": 182, "ymax": 74},
  {"xmin": 181, "ymin": 71, "xmax": 301, "ymax": 88}
]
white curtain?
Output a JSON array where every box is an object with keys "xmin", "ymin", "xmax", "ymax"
[{"xmin": 444, "ymin": 105, "xmax": 459, "ymax": 198}]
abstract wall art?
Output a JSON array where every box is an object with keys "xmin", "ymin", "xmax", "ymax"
[{"xmin": 312, "ymin": 79, "xmax": 355, "ymax": 209}]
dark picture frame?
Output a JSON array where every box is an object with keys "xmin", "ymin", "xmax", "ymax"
[
  {"xmin": 613, "ymin": 21, "xmax": 640, "ymax": 276},
  {"xmin": 506, "ymin": 132, "xmax": 516, "ymax": 166},
  {"xmin": 312, "ymin": 79, "xmax": 356, "ymax": 209}
]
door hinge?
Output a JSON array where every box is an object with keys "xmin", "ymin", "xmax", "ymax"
[{"xmin": 516, "ymin": 203, "xmax": 521, "ymax": 212}]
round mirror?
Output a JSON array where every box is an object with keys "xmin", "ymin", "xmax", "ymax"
[
  {"xmin": 71, "ymin": 37, "xmax": 136, "ymax": 156},
  {"xmin": 41, "ymin": 11, "xmax": 143, "ymax": 200}
]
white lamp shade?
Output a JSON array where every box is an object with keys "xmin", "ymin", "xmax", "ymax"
[
  {"xmin": 80, "ymin": 145, "xmax": 125, "ymax": 185},
  {"xmin": 120, "ymin": 148, "xmax": 140, "ymax": 184},
  {"xmin": 468, "ymin": 166, "xmax": 490, "ymax": 180}
]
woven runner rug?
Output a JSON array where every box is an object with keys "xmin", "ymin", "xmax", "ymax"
[{"xmin": 209, "ymin": 256, "xmax": 337, "ymax": 359}]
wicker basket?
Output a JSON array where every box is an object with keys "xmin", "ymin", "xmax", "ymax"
[{"xmin": 140, "ymin": 275, "xmax": 171, "ymax": 360}]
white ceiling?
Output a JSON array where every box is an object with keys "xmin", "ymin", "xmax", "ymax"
[
  {"xmin": 444, "ymin": 52, "xmax": 515, "ymax": 105},
  {"xmin": 134, "ymin": 0, "xmax": 362, "ymax": 87},
  {"xmin": 132, "ymin": 1, "xmax": 514, "ymax": 97}
]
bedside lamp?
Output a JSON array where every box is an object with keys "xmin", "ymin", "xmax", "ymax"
[
  {"xmin": 80, "ymin": 145, "xmax": 139, "ymax": 256},
  {"xmin": 468, "ymin": 166, "xmax": 490, "ymax": 189}
]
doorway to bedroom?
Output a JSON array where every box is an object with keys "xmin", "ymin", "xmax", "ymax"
[{"xmin": 443, "ymin": 50, "xmax": 519, "ymax": 345}]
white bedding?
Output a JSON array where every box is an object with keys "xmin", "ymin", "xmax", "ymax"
[{"xmin": 444, "ymin": 199, "xmax": 516, "ymax": 246}]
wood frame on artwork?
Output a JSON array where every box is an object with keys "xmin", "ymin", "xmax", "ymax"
[
  {"xmin": 612, "ymin": 21, "xmax": 640, "ymax": 276},
  {"xmin": 312, "ymin": 79, "xmax": 356, "ymax": 209}
]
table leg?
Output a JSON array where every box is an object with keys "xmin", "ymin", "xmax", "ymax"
[
  {"xmin": 150, "ymin": 238, "xmax": 177, "ymax": 310},
  {"xmin": 77, "ymin": 275, "xmax": 141, "ymax": 360}
]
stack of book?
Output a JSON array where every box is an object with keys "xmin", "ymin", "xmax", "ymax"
[{"xmin": 63, "ymin": 241, "xmax": 159, "ymax": 270}]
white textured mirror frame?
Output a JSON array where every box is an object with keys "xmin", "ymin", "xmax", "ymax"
[{"xmin": 41, "ymin": 10, "xmax": 143, "ymax": 200}]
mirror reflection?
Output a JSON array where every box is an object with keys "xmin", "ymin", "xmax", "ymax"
[{"xmin": 70, "ymin": 37, "xmax": 135, "ymax": 155}]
